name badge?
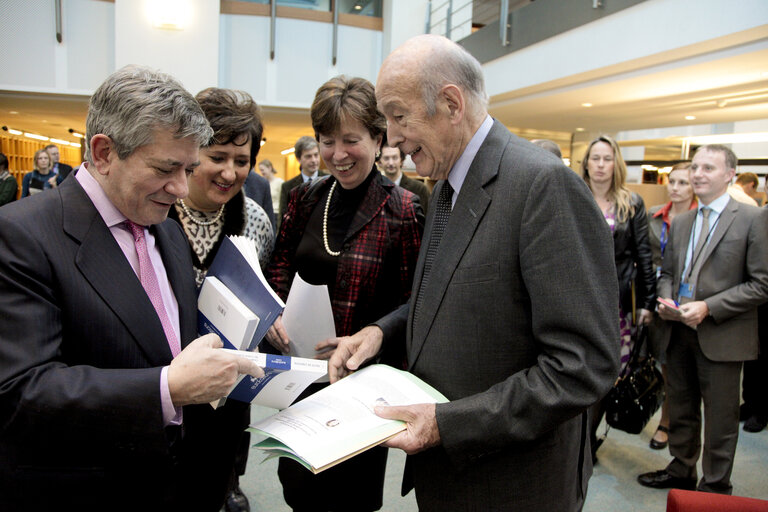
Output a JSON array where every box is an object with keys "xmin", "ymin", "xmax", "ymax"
[{"xmin": 678, "ymin": 282, "xmax": 694, "ymax": 299}]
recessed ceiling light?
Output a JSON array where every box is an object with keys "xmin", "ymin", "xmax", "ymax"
[
  {"xmin": 575, "ymin": 127, "xmax": 585, "ymax": 132},
  {"xmin": 581, "ymin": 103, "xmax": 593, "ymax": 108},
  {"xmin": 9, "ymin": 111, "xmax": 18, "ymax": 114},
  {"xmin": 685, "ymin": 115, "xmax": 696, "ymax": 120}
]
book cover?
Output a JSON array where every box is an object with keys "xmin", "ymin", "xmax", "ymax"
[
  {"xmin": 249, "ymin": 364, "xmax": 449, "ymax": 473},
  {"xmin": 203, "ymin": 235, "xmax": 285, "ymax": 351},
  {"xmin": 198, "ymin": 276, "xmax": 260, "ymax": 351},
  {"xmin": 214, "ymin": 349, "xmax": 327, "ymax": 409}
]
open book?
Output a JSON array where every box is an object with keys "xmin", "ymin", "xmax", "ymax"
[
  {"xmin": 249, "ymin": 365, "xmax": 448, "ymax": 474},
  {"xmin": 199, "ymin": 235, "xmax": 284, "ymax": 352}
]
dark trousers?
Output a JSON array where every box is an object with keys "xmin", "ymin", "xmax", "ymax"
[
  {"xmin": 741, "ymin": 302, "xmax": 768, "ymax": 420},
  {"xmin": 277, "ymin": 446, "xmax": 388, "ymax": 512},
  {"xmin": 665, "ymin": 324, "xmax": 742, "ymax": 494}
]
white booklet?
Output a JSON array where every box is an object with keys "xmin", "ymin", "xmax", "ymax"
[
  {"xmin": 249, "ymin": 364, "xmax": 448, "ymax": 474},
  {"xmin": 282, "ymin": 273, "xmax": 336, "ymax": 382},
  {"xmin": 212, "ymin": 349, "xmax": 327, "ymax": 410}
]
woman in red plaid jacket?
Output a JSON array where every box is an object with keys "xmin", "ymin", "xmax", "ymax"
[{"xmin": 263, "ymin": 75, "xmax": 424, "ymax": 512}]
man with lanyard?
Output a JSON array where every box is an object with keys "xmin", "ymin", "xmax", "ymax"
[{"xmin": 638, "ymin": 144, "xmax": 768, "ymax": 494}]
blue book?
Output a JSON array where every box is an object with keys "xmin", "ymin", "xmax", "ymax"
[{"xmin": 199, "ymin": 235, "xmax": 285, "ymax": 351}]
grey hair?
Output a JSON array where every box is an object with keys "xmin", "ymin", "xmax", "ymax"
[
  {"xmin": 294, "ymin": 135, "xmax": 318, "ymax": 160},
  {"xmin": 85, "ymin": 65, "xmax": 212, "ymax": 163},
  {"xmin": 420, "ymin": 41, "xmax": 488, "ymax": 117}
]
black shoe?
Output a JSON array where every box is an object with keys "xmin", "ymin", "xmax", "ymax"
[
  {"xmin": 743, "ymin": 415, "xmax": 768, "ymax": 433},
  {"xmin": 637, "ymin": 469, "xmax": 696, "ymax": 490},
  {"xmin": 224, "ymin": 486, "xmax": 250, "ymax": 512},
  {"xmin": 649, "ymin": 425, "xmax": 669, "ymax": 450}
]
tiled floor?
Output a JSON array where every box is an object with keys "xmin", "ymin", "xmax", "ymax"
[{"xmin": 239, "ymin": 405, "xmax": 768, "ymax": 511}]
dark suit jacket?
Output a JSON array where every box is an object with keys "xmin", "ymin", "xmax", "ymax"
[
  {"xmin": 399, "ymin": 174, "xmax": 430, "ymax": 214},
  {"xmin": 658, "ymin": 197, "xmax": 768, "ymax": 361},
  {"xmin": 377, "ymin": 121, "xmax": 619, "ymax": 511},
  {"xmin": 278, "ymin": 171, "xmax": 327, "ymax": 230},
  {"xmin": 243, "ymin": 170, "xmax": 276, "ymax": 232},
  {"xmin": 0, "ymin": 177, "xmax": 246, "ymax": 510},
  {"xmin": 55, "ymin": 162, "xmax": 73, "ymax": 184}
]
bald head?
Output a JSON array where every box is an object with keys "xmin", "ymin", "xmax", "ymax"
[
  {"xmin": 375, "ymin": 35, "xmax": 488, "ymax": 180},
  {"xmin": 378, "ymin": 35, "xmax": 488, "ymax": 119}
]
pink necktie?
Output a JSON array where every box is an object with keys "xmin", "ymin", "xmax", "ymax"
[{"xmin": 127, "ymin": 221, "xmax": 181, "ymax": 358}]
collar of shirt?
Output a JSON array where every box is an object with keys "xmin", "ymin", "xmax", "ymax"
[
  {"xmin": 447, "ymin": 115, "xmax": 494, "ymax": 208},
  {"xmin": 393, "ymin": 173, "xmax": 402, "ymax": 187},
  {"xmin": 699, "ymin": 190, "xmax": 731, "ymax": 218},
  {"xmin": 75, "ymin": 164, "xmax": 128, "ymax": 228},
  {"xmin": 302, "ymin": 171, "xmax": 319, "ymax": 183}
]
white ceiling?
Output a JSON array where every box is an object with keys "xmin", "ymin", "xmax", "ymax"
[{"xmin": 2, "ymin": 18, "xmax": 767, "ymax": 163}]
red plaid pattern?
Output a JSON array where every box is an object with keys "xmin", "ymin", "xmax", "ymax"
[{"xmin": 267, "ymin": 173, "xmax": 423, "ymax": 338}]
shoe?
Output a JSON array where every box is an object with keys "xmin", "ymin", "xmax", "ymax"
[
  {"xmin": 743, "ymin": 415, "xmax": 768, "ymax": 433},
  {"xmin": 224, "ymin": 486, "xmax": 250, "ymax": 512},
  {"xmin": 637, "ymin": 469, "xmax": 696, "ymax": 490},
  {"xmin": 740, "ymin": 404, "xmax": 753, "ymax": 422},
  {"xmin": 649, "ymin": 425, "xmax": 669, "ymax": 450}
]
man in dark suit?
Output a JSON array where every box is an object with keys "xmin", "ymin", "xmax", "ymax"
[
  {"xmin": 278, "ymin": 135, "xmax": 325, "ymax": 228},
  {"xmin": 243, "ymin": 169, "xmax": 276, "ymax": 232},
  {"xmin": 379, "ymin": 145, "xmax": 431, "ymax": 212},
  {"xmin": 45, "ymin": 143, "xmax": 73, "ymax": 185},
  {"xmin": 638, "ymin": 145, "xmax": 768, "ymax": 494},
  {"xmin": 0, "ymin": 65, "xmax": 261, "ymax": 511},
  {"xmin": 325, "ymin": 35, "xmax": 619, "ymax": 512}
]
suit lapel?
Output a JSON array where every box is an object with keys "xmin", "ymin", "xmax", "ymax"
[
  {"xmin": 408, "ymin": 121, "xmax": 506, "ymax": 366},
  {"xmin": 345, "ymin": 173, "xmax": 389, "ymax": 242},
  {"xmin": 698, "ymin": 199, "xmax": 737, "ymax": 265},
  {"xmin": 154, "ymin": 221, "xmax": 197, "ymax": 347},
  {"xmin": 61, "ymin": 179, "xmax": 174, "ymax": 366}
]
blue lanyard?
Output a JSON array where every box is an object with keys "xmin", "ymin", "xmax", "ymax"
[{"xmin": 660, "ymin": 222, "xmax": 668, "ymax": 258}]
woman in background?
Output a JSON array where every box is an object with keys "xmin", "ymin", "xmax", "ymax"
[
  {"xmin": 646, "ymin": 162, "xmax": 697, "ymax": 450},
  {"xmin": 258, "ymin": 159, "xmax": 283, "ymax": 219},
  {"xmin": 168, "ymin": 87, "xmax": 274, "ymax": 512},
  {"xmin": 581, "ymin": 134, "xmax": 655, "ymax": 461},
  {"xmin": 21, "ymin": 148, "xmax": 54, "ymax": 197},
  {"xmin": 264, "ymin": 75, "xmax": 423, "ymax": 512}
]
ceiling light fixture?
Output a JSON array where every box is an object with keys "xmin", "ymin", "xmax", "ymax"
[
  {"xmin": 24, "ymin": 132, "xmax": 49, "ymax": 141},
  {"xmin": 575, "ymin": 127, "xmax": 585, "ymax": 132},
  {"xmin": 281, "ymin": 147, "xmax": 295, "ymax": 155},
  {"xmin": 581, "ymin": 103, "xmax": 593, "ymax": 108},
  {"xmin": 50, "ymin": 138, "xmax": 72, "ymax": 146},
  {"xmin": 685, "ymin": 132, "xmax": 768, "ymax": 145},
  {"xmin": 685, "ymin": 115, "xmax": 696, "ymax": 120},
  {"xmin": 68, "ymin": 129, "xmax": 85, "ymax": 138}
]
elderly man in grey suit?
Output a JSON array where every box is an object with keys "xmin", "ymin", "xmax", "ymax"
[
  {"xmin": 323, "ymin": 35, "xmax": 619, "ymax": 511},
  {"xmin": 638, "ymin": 145, "xmax": 768, "ymax": 494},
  {"xmin": 0, "ymin": 66, "xmax": 262, "ymax": 510}
]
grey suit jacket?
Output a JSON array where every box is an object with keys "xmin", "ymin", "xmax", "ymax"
[
  {"xmin": 0, "ymin": 177, "xmax": 245, "ymax": 510},
  {"xmin": 378, "ymin": 120, "xmax": 619, "ymax": 511},
  {"xmin": 658, "ymin": 198, "xmax": 768, "ymax": 361}
]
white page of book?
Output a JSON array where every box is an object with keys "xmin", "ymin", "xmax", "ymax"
[
  {"xmin": 251, "ymin": 365, "xmax": 445, "ymax": 469},
  {"xmin": 282, "ymin": 273, "xmax": 336, "ymax": 366}
]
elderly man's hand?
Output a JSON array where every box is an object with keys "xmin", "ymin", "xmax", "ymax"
[
  {"xmin": 375, "ymin": 403, "xmax": 441, "ymax": 455},
  {"xmin": 326, "ymin": 325, "xmax": 383, "ymax": 383}
]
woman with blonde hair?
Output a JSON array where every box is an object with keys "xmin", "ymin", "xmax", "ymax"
[
  {"xmin": 581, "ymin": 135, "xmax": 655, "ymax": 461},
  {"xmin": 21, "ymin": 148, "xmax": 55, "ymax": 197}
]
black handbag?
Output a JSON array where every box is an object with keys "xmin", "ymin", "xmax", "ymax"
[{"xmin": 605, "ymin": 325, "xmax": 665, "ymax": 434}]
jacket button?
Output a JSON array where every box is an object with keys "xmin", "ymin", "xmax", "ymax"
[{"xmin": 339, "ymin": 280, "xmax": 347, "ymax": 289}]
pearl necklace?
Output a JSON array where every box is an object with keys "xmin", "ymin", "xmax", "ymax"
[
  {"xmin": 322, "ymin": 180, "xmax": 341, "ymax": 257},
  {"xmin": 178, "ymin": 199, "xmax": 225, "ymax": 226}
]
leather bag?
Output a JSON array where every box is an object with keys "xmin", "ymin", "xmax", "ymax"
[{"xmin": 605, "ymin": 325, "xmax": 665, "ymax": 434}]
